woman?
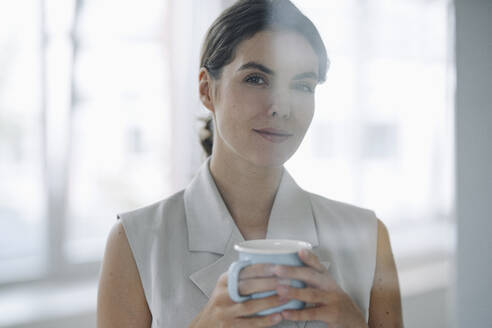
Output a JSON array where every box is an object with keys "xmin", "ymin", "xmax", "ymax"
[{"xmin": 97, "ymin": 0, "xmax": 403, "ymax": 327}]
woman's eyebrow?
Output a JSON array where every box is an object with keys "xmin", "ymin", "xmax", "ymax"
[
  {"xmin": 238, "ymin": 61, "xmax": 318, "ymax": 82},
  {"xmin": 237, "ymin": 61, "xmax": 274, "ymax": 75},
  {"xmin": 292, "ymin": 71, "xmax": 318, "ymax": 81}
]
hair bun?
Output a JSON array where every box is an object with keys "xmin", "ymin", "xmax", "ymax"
[
  {"xmin": 198, "ymin": 115, "xmax": 214, "ymax": 157},
  {"xmin": 199, "ymin": 125, "xmax": 212, "ymax": 141}
]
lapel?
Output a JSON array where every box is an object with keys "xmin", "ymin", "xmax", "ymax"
[{"xmin": 184, "ymin": 157, "xmax": 320, "ymax": 328}]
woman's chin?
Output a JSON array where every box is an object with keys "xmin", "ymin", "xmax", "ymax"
[{"xmin": 246, "ymin": 151, "xmax": 295, "ymax": 168}]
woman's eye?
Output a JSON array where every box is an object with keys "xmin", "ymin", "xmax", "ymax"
[
  {"xmin": 244, "ymin": 74, "xmax": 267, "ymax": 86},
  {"xmin": 294, "ymin": 83, "xmax": 315, "ymax": 93}
]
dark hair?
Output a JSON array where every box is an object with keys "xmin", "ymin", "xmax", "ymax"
[{"xmin": 199, "ymin": 0, "xmax": 329, "ymax": 157}]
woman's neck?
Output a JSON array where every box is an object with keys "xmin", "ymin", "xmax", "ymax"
[{"xmin": 209, "ymin": 152, "xmax": 283, "ymax": 239}]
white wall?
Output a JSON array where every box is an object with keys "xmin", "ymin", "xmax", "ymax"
[{"xmin": 455, "ymin": 0, "xmax": 492, "ymax": 327}]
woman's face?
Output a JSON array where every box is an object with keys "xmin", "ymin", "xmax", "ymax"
[{"xmin": 202, "ymin": 29, "xmax": 319, "ymax": 168}]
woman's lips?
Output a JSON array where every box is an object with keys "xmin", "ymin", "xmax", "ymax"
[
  {"xmin": 253, "ymin": 129, "xmax": 292, "ymax": 143},
  {"xmin": 254, "ymin": 128, "xmax": 292, "ymax": 136}
]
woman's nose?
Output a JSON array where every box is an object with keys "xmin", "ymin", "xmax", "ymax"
[{"xmin": 267, "ymin": 90, "xmax": 291, "ymax": 119}]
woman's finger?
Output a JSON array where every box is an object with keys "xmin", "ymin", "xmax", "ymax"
[
  {"xmin": 274, "ymin": 265, "xmax": 325, "ymax": 289},
  {"xmin": 233, "ymin": 312, "xmax": 283, "ymax": 327},
  {"xmin": 230, "ymin": 294, "xmax": 291, "ymax": 317},
  {"xmin": 239, "ymin": 263, "xmax": 276, "ymax": 279},
  {"xmin": 276, "ymin": 285, "xmax": 333, "ymax": 304},
  {"xmin": 281, "ymin": 306, "xmax": 327, "ymax": 322},
  {"xmin": 218, "ymin": 271, "xmax": 228, "ymax": 286},
  {"xmin": 298, "ymin": 249, "xmax": 326, "ymax": 273},
  {"xmin": 238, "ymin": 277, "xmax": 278, "ymax": 296}
]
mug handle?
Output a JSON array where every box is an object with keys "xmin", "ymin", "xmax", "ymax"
[{"xmin": 227, "ymin": 260, "xmax": 252, "ymax": 302}]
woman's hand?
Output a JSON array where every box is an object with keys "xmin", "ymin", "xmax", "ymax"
[
  {"xmin": 273, "ymin": 249, "xmax": 368, "ymax": 328},
  {"xmin": 189, "ymin": 264, "xmax": 290, "ymax": 328}
]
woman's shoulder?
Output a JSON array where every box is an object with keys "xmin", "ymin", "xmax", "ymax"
[
  {"xmin": 306, "ymin": 191, "xmax": 378, "ymax": 222},
  {"xmin": 306, "ymin": 192, "xmax": 379, "ymax": 248},
  {"xmin": 116, "ymin": 189, "xmax": 187, "ymax": 227}
]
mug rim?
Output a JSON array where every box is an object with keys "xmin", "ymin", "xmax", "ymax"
[{"xmin": 234, "ymin": 239, "xmax": 312, "ymax": 254}]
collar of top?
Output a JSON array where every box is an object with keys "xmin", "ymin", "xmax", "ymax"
[{"xmin": 183, "ymin": 157, "xmax": 319, "ymax": 254}]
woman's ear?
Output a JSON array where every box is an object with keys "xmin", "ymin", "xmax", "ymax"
[{"xmin": 198, "ymin": 68, "xmax": 215, "ymax": 113}]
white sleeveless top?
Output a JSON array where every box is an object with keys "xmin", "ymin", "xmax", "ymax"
[{"xmin": 117, "ymin": 157, "xmax": 378, "ymax": 327}]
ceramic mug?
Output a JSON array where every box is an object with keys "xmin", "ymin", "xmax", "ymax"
[{"xmin": 227, "ymin": 239, "xmax": 312, "ymax": 316}]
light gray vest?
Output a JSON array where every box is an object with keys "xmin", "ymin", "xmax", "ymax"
[{"xmin": 117, "ymin": 157, "xmax": 377, "ymax": 327}]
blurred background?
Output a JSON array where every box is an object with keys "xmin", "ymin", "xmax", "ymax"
[{"xmin": 0, "ymin": 0, "xmax": 490, "ymax": 327}]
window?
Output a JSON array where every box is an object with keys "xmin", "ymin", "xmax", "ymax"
[
  {"xmin": 0, "ymin": 0, "xmax": 172, "ymax": 284},
  {"xmin": 0, "ymin": 0, "xmax": 454, "ymax": 286},
  {"xmin": 66, "ymin": 0, "xmax": 172, "ymax": 263},
  {"xmin": 287, "ymin": 0, "xmax": 455, "ymax": 256},
  {"xmin": 0, "ymin": 0, "xmax": 44, "ymax": 283}
]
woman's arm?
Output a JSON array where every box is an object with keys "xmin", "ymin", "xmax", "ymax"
[
  {"xmin": 368, "ymin": 219, "xmax": 404, "ymax": 327},
  {"xmin": 97, "ymin": 221, "xmax": 152, "ymax": 328}
]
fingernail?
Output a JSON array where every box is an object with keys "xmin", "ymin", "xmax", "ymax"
[
  {"xmin": 272, "ymin": 314, "xmax": 282, "ymax": 322},
  {"xmin": 278, "ymin": 295, "xmax": 290, "ymax": 303},
  {"xmin": 274, "ymin": 265, "xmax": 286, "ymax": 276}
]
